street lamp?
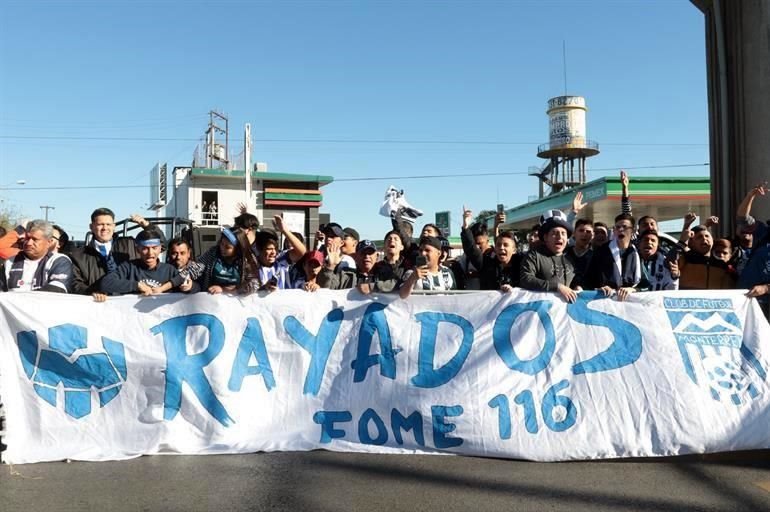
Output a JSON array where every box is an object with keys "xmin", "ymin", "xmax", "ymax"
[{"xmin": 1, "ymin": 179, "xmax": 26, "ymax": 188}]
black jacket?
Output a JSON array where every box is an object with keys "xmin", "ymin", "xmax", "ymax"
[
  {"xmin": 460, "ymin": 227, "xmax": 520, "ymax": 290},
  {"xmin": 70, "ymin": 237, "xmax": 141, "ymax": 295},
  {"xmin": 583, "ymin": 243, "xmax": 638, "ymax": 290}
]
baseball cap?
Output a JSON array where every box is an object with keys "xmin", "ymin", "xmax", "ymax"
[
  {"xmin": 323, "ymin": 222, "xmax": 344, "ymax": 238},
  {"xmin": 343, "ymin": 227, "xmax": 360, "ymax": 241},
  {"xmin": 305, "ymin": 250, "xmax": 325, "ymax": 266},
  {"xmin": 419, "ymin": 236, "xmax": 442, "ymax": 251},
  {"xmin": 356, "ymin": 240, "xmax": 377, "ymax": 253}
]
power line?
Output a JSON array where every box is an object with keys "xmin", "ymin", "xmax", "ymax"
[
  {"xmin": 0, "ymin": 134, "xmax": 708, "ymax": 146},
  {"xmin": 0, "ymin": 162, "xmax": 709, "ymax": 191}
]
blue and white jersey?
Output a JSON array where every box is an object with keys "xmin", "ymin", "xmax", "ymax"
[
  {"xmin": 402, "ymin": 265, "xmax": 456, "ymax": 292},
  {"xmin": 3, "ymin": 252, "xmax": 73, "ymax": 293},
  {"xmin": 258, "ymin": 256, "xmax": 293, "ymax": 289}
]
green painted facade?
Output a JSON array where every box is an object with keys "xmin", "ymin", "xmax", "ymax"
[
  {"xmin": 190, "ymin": 168, "xmax": 334, "ymax": 185},
  {"xmin": 501, "ymin": 176, "xmax": 711, "ymax": 226},
  {"xmin": 264, "ymin": 193, "xmax": 323, "ymax": 202}
]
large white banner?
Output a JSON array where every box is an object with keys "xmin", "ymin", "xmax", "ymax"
[{"xmin": 0, "ymin": 289, "xmax": 768, "ymax": 464}]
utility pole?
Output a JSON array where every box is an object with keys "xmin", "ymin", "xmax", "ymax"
[
  {"xmin": 40, "ymin": 205, "xmax": 55, "ymax": 221},
  {"xmin": 244, "ymin": 123, "xmax": 252, "ymax": 206}
]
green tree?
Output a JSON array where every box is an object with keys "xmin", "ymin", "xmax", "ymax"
[
  {"xmin": 473, "ymin": 209, "xmax": 496, "ymax": 225},
  {"xmin": 0, "ymin": 203, "xmax": 23, "ymax": 230}
]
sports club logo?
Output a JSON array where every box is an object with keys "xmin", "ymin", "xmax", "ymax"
[
  {"xmin": 17, "ymin": 323, "xmax": 127, "ymax": 419},
  {"xmin": 664, "ymin": 297, "xmax": 766, "ymax": 405}
]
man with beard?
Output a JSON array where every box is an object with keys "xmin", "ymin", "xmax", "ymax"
[
  {"xmin": 98, "ymin": 229, "xmax": 191, "ymax": 298},
  {"xmin": 520, "ymin": 213, "xmax": 579, "ymax": 303},
  {"xmin": 167, "ymin": 237, "xmax": 204, "ymax": 293},
  {"xmin": 672, "ymin": 212, "xmax": 735, "ymax": 290},
  {"xmin": 0, "ymin": 219, "xmax": 73, "ymax": 293},
  {"xmin": 635, "ymin": 230, "xmax": 679, "ymax": 291},
  {"xmin": 584, "ymin": 214, "xmax": 641, "ymax": 301}
]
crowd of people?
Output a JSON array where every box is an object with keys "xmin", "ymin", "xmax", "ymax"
[{"xmin": 0, "ymin": 172, "xmax": 768, "ymax": 319}]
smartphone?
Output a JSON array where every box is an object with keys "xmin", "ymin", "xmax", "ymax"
[
  {"xmin": 415, "ymin": 255, "xmax": 428, "ymax": 268},
  {"xmin": 259, "ymin": 276, "xmax": 278, "ymax": 291}
]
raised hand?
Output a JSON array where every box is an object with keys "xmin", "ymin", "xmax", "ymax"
[
  {"xmin": 462, "ymin": 205, "xmax": 472, "ymax": 229},
  {"xmin": 620, "ymin": 170, "xmax": 629, "ymax": 190},
  {"xmin": 272, "ymin": 214, "xmax": 285, "ymax": 233},
  {"xmin": 572, "ymin": 191, "xmax": 587, "ymax": 213}
]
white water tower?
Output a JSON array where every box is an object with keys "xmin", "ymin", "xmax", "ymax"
[{"xmin": 536, "ymin": 96, "xmax": 600, "ymax": 193}]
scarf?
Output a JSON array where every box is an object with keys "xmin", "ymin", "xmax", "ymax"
[
  {"xmin": 640, "ymin": 252, "xmax": 678, "ymax": 291},
  {"xmin": 180, "ymin": 261, "xmax": 205, "ymax": 281},
  {"xmin": 609, "ymin": 239, "xmax": 641, "ymax": 288}
]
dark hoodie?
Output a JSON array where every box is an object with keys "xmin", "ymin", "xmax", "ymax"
[{"xmin": 519, "ymin": 245, "xmax": 579, "ymax": 292}]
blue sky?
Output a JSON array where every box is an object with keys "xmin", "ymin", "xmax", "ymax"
[{"xmin": 0, "ymin": 0, "xmax": 709, "ymax": 241}]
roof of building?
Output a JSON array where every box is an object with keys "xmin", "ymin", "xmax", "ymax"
[
  {"xmin": 496, "ymin": 176, "xmax": 711, "ymax": 231},
  {"xmin": 189, "ymin": 168, "xmax": 334, "ymax": 186}
]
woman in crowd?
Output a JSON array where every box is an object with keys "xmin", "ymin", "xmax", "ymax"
[{"xmin": 197, "ymin": 227, "xmax": 259, "ymax": 295}]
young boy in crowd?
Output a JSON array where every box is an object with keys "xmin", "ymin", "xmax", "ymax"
[{"xmin": 399, "ymin": 236, "xmax": 457, "ymax": 298}]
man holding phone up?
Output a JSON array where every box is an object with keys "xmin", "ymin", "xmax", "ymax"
[{"xmin": 399, "ymin": 236, "xmax": 457, "ymax": 299}]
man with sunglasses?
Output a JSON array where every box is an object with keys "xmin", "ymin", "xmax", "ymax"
[{"xmin": 0, "ymin": 219, "xmax": 72, "ymax": 293}]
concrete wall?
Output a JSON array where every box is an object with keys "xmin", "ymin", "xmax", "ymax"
[{"xmin": 695, "ymin": 0, "xmax": 770, "ymax": 232}]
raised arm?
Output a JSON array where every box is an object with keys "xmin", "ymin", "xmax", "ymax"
[
  {"xmin": 620, "ymin": 170, "xmax": 633, "ymax": 216},
  {"xmin": 273, "ymin": 215, "xmax": 306, "ymax": 263},
  {"xmin": 737, "ymin": 183, "xmax": 767, "ymax": 220},
  {"xmin": 460, "ymin": 205, "xmax": 484, "ymax": 270}
]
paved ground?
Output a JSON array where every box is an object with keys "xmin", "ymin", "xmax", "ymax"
[{"xmin": 2, "ymin": 450, "xmax": 770, "ymax": 512}]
